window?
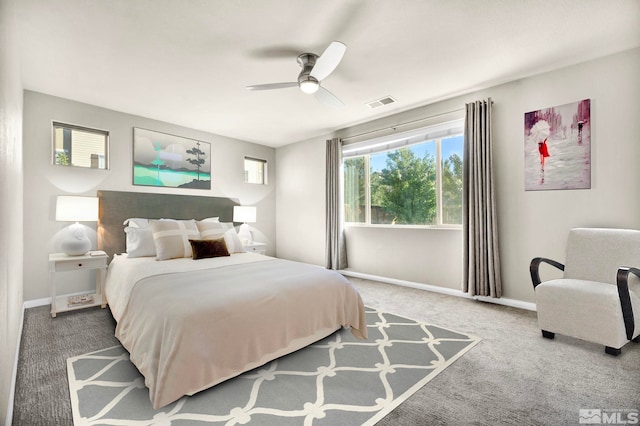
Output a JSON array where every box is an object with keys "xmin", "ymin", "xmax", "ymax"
[
  {"xmin": 244, "ymin": 157, "xmax": 267, "ymax": 184},
  {"xmin": 343, "ymin": 119, "xmax": 464, "ymax": 226},
  {"xmin": 53, "ymin": 122, "xmax": 109, "ymax": 169}
]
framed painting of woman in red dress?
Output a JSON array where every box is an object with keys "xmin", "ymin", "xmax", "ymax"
[{"xmin": 524, "ymin": 99, "xmax": 591, "ymax": 191}]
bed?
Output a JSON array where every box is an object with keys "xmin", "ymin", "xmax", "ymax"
[{"xmin": 97, "ymin": 191, "xmax": 367, "ymax": 409}]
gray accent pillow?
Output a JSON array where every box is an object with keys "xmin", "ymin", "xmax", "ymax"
[
  {"xmin": 196, "ymin": 221, "xmax": 245, "ymax": 253},
  {"xmin": 150, "ymin": 219, "xmax": 201, "ymax": 260}
]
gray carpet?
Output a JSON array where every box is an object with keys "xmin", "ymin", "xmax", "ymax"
[
  {"xmin": 353, "ymin": 278, "xmax": 640, "ymax": 425},
  {"xmin": 13, "ymin": 278, "xmax": 640, "ymax": 425},
  {"xmin": 12, "ymin": 304, "xmax": 119, "ymax": 425}
]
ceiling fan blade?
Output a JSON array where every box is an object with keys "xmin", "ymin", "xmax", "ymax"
[
  {"xmin": 246, "ymin": 82, "xmax": 298, "ymax": 91},
  {"xmin": 310, "ymin": 41, "xmax": 346, "ymax": 81},
  {"xmin": 314, "ymin": 86, "xmax": 344, "ymax": 108},
  {"xmin": 248, "ymin": 46, "xmax": 304, "ymax": 59}
]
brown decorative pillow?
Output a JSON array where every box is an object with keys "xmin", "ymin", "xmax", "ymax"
[{"xmin": 189, "ymin": 238, "xmax": 230, "ymax": 260}]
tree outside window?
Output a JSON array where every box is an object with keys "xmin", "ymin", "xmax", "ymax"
[{"xmin": 343, "ymin": 133, "xmax": 463, "ymax": 226}]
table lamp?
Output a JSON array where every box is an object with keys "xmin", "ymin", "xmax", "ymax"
[
  {"xmin": 233, "ymin": 206, "xmax": 256, "ymax": 244},
  {"xmin": 56, "ymin": 195, "xmax": 99, "ymax": 256}
]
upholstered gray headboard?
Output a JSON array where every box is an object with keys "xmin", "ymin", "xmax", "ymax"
[{"xmin": 97, "ymin": 190, "xmax": 239, "ymax": 261}]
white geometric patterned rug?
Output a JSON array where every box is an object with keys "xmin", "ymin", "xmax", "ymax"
[{"xmin": 67, "ymin": 307, "xmax": 481, "ymax": 425}]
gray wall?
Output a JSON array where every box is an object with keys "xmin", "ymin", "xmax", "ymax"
[
  {"xmin": 22, "ymin": 91, "xmax": 276, "ymax": 301},
  {"xmin": 276, "ymin": 48, "xmax": 640, "ymax": 303},
  {"xmin": 0, "ymin": 0, "xmax": 24, "ymax": 421}
]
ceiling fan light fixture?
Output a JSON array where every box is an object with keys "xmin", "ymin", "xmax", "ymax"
[
  {"xmin": 299, "ymin": 80, "xmax": 319, "ymax": 94},
  {"xmin": 247, "ymin": 41, "xmax": 345, "ymax": 106}
]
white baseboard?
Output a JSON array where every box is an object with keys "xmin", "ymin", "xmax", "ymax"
[
  {"xmin": 340, "ymin": 270, "xmax": 536, "ymax": 312},
  {"xmin": 24, "ymin": 275, "xmax": 538, "ymax": 312},
  {"xmin": 23, "ymin": 297, "xmax": 50, "ymax": 309},
  {"xmin": 6, "ymin": 304, "xmax": 25, "ymax": 426},
  {"xmin": 473, "ymin": 295, "xmax": 537, "ymax": 311}
]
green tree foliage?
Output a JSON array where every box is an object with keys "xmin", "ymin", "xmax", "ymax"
[
  {"xmin": 441, "ymin": 153, "xmax": 463, "ymax": 224},
  {"xmin": 372, "ymin": 148, "xmax": 437, "ymax": 225},
  {"xmin": 343, "ymin": 145, "xmax": 463, "ymax": 226},
  {"xmin": 343, "ymin": 157, "xmax": 365, "ymax": 222},
  {"xmin": 56, "ymin": 151, "xmax": 70, "ymax": 166}
]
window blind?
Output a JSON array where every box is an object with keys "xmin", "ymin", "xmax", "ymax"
[{"xmin": 342, "ymin": 118, "xmax": 464, "ymax": 158}]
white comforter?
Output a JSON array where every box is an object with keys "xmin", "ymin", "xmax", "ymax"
[{"xmin": 105, "ymin": 253, "xmax": 367, "ymax": 409}]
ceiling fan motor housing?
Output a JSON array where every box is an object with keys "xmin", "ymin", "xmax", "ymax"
[
  {"xmin": 297, "ymin": 53, "xmax": 320, "ymax": 90},
  {"xmin": 296, "ymin": 53, "xmax": 317, "ymax": 74}
]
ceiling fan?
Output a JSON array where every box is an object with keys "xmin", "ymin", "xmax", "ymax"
[{"xmin": 246, "ymin": 41, "xmax": 347, "ymax": 108}]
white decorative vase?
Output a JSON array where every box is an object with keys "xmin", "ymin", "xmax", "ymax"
[{"xmin": 61, "ymin": 223, "xmax": 91, "ymax": 256}]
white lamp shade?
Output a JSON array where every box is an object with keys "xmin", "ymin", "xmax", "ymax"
[
  {"xmin": 233, "ymin": 206, "xmax": 256, "ymax": 223},
  {"xmin": 56, "ymin": 196, "xmax": 99, "ymax": 222}
]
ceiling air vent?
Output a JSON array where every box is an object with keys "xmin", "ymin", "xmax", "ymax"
[{"xmin": 366, "ymin": 96, "xmax": 397, "ymax": 109}]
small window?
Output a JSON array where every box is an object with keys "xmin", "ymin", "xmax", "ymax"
[
  {"xmin": 244, "ymin": 157, "xmax": 267, "ymax": 184},
  {"xmin": 53, "ymin": 122, "xmax": 109, "ymax": 169}
]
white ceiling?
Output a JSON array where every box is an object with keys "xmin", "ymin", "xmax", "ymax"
[{"xmin": 14, "ymin": 0, "xmax": 640, "ymax": 147}]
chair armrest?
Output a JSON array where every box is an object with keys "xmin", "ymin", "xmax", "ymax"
[
  {"xmin": 617, "ymin": 266, "xmax": 640, "ymax": 341},
  {"xmin": 530, "ymin": 257, "xmax": 565, "ymax": 289}
]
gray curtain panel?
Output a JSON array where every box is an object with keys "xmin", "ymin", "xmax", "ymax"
[
  {"xmin": 326, "ymin": 138, "xmax": 348, "ymax": 270},
  {"xmin": 463, "ymin": 98, "xmax": 502, "ymax": 297}
]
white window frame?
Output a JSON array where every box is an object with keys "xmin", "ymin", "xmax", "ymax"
[
  {"xmin": 244, "ymin": 156, "xmax": 268, "ymax": 185},
  {"xmin": 342, "ymin": 119, "xmax": 464, "ymax": 228},
  {"xmin": 52, "ymin": 121, "xmax": 109, "ymax": 169}
]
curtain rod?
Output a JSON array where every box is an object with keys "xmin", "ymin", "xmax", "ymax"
[{"xmin": 341, "ymin": 107, "xmax": 465, "ymax": 143}]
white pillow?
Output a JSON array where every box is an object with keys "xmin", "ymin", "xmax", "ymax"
[
  {"xmin": 123, "ymin": 218, "xmax": 150, "ymax": 228},
  {"xmin": 124, "ymin": 226, "xmax": 156, "ymax": 257},
  {"xmin": 221, "ymin": 223, "xmax": 246, "ymax": 253},
  {"xmin": 196, "ymin": 221, "xmax": 245, "ymax": 253},
  {"xmin": 150, "ymin": 219, "xmax": 201, "ymax": 260},
  {"xmin": 201, "ymin": 217, "xmax": 220, "ymax": 222}
]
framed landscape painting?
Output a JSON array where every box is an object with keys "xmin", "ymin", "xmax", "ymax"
[
  {"xmin": 133, "ymin": 128, "xmax": 211, "ymax": 189},
  {"xmin": 524, "ymin": 99, "xmax": 591, "ymax": 191}
]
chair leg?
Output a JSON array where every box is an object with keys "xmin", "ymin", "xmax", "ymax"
[
  {"xmin": 605, "ymin": 346, "xmax": 621, "ymax": 356},
  {"xmin": 633, "ymin": 335, "xmax": 640, "ymax": 343},
  {"xmin": 541, "ymin": 330, "xmax": 555, "ymax": 339}
]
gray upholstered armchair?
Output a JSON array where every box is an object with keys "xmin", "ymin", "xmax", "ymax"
[{"xmin": 530, "ymin": 228, "xmax": 640, "ymax": 355}]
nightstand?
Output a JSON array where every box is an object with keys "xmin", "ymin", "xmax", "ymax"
[
  {"xmin": 243, "ymin": 242, "xmax": 267, "ymax": 255},
  {"xmin": 48, "ymin": 252, "xmax": 108, "ymax": 318}
]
